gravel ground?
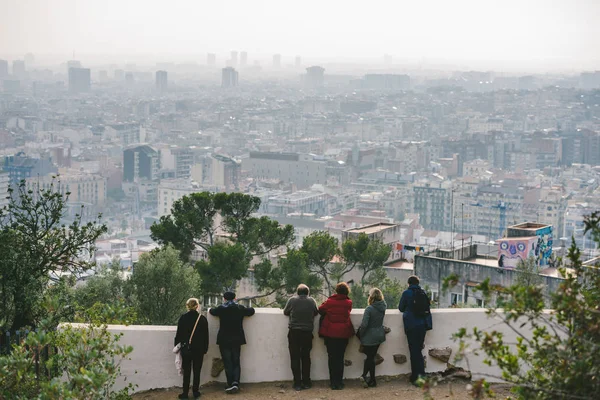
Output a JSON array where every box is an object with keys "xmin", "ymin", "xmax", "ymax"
[{"xmin": 132, "ymin": 377, "xmax": 514, "ymax": 400}]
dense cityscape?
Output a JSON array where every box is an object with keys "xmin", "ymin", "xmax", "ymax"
[
  {"xmin": 1, "ymin": 1, "xmax": 600, "ymax": 398},
  {"xmin": 2, "ymin": 53, "xmax": 600, "ymax": 288}
]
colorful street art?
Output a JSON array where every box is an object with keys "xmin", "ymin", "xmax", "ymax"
[
  {"xmin": 497, "ymin": 226, "xmax": 553, "ymax": 269},
  {"xmin": 498, "ymin": 237, "xmax": 538, "ymax": 269},
  {"xmin": 535, "ymin": 225, "xmax": 553, "ymax": 267}
]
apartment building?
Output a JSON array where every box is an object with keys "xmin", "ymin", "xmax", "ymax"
[{"xmin": 242, "ymin": 152, "xmax": 327, "ymax": 189}]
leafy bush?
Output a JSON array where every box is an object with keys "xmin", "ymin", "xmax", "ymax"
[
  {"xmin": 446, "ymin": 212, "xmax": 600, "ymax": 400},
  {"xmin": 0, "ymin": 310, "xmax": 135, "ymax": 399}
]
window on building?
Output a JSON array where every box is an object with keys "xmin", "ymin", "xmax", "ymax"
[
  {"xmin": 475, "ymin": 298, "xmax": 485, "ymax": 308},
  {"xmin": 450, "ymin": 292, "xmax": 464, "ymax": 305},
  {"xmin": 428, "ymin": 290, "xmax": 439, "ymax": 304}
]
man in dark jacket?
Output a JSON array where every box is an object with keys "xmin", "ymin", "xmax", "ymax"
[
  {"xmin": 283, "ymin": 284, "xmax": 318, "ymax": 391},
  {"xmin": 398, "ymin": 275, "xmax": 431, "ymax": 384},
  {"xmin": 209, "ymin": 291, "xmax": 255, "ymax": 394}
]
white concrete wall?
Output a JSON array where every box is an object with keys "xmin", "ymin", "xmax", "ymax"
[{"xmin": 110, "ymin": 308, "xmax": 513, "ymax": 392}]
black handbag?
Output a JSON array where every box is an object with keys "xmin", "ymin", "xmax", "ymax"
[{"xmin": 180, "ymin": 313, "xmax": 201, "ymax": 357}]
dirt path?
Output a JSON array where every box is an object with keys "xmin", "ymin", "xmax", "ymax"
[{"xmin": 132, "ymin": 377, "xmax": 513, "ymax": 400}]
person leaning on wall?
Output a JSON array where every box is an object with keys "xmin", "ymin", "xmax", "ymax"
[
  {"xmin": 283, "ymin": 283, "xmax": 319, "ymax": 391},
  {"xmin": 318, "ymin": 282, "xmax": 355, "ymax": 390},
  {"xmin": 398, "ymin": 275, "xmax": 433, "ymax": 385},
  {"xmin": 209, "ymin": 291, "xmax": 255, "ymax": 395},
  {"xmin": 357, "ymin": 287, "xmax": 387, "ymax": 388}
]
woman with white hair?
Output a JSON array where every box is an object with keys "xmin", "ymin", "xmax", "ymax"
[{"xmin": 174, "ymin": 298, "xmax": 209, "ymax": 400}]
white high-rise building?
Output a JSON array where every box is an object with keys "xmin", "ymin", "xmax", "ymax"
[{"xmin": 0, "ymin": 172, "xmax": 10, "ymax": 210}]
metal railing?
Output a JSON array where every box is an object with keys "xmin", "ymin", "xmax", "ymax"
[{"xmin": 0, "ymin": 329, "xmax": 57, "ymax": 380}]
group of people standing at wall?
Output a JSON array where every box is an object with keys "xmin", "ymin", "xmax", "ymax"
[{"xmin": 173, "ymin": 275, "xmax": 432, "ymax": 399}]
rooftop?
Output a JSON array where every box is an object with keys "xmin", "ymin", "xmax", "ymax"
[
  {"xmin": 344, "ymin": 222, "xmax": 398, "ymax": 235},
  {"xmin": 509, "ymin": 222, "xmax": 552, "ymax": 231}
]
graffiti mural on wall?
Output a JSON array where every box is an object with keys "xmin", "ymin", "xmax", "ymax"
[
  {"xmin": 498, "ymin": 237, "xmax": 537, "ymax": 269},
  {"xmin": 497, "ymin": 226, "xmax": 553, "ymax": 269},
  {"xmin": 535, "ymin": 225, "xmax": 553, "ymax": 267}
]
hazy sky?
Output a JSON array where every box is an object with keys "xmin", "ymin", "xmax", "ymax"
[{"xmin": 1, "ymin": 0, "xmax": 599, "ymax": 70}]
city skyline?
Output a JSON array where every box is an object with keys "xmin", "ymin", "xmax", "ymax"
[{"xmin": 1, "ymin": 0, "xmax": 600, "ymax": 72}]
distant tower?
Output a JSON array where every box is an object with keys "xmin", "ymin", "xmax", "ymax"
[
  {"xmin": 67, "ymin": 60, "xmax": 82, "ymax": 72},
  {"xmin": 207, "ymin": 53, "xmax": 216, "ymax": 66},
  {"xmin": 125, "ymin": 72, "xmax": 134, "ymax": 86},
  {"xmin": 68, "ymin": 67, "xmax": 91, "ymax": 92},
  {"xmin": 295, "ymin": 56, "xmax": 302, "ymax": 68},
  {"xmin": 0, "ymin": 59, "xmax": 8, "ymax": 78},
  {"xmin": 221, "ymin": 67, "xmax": 239, "ymax": 88},
  {"xmin": 273, "ymin": 54, "xmax": 281, "ymax": 68},
  {"xmin": 12, "ymin": 60, "xmax": 26, "ymax": 78},
  {"xmin": 240, "ymin": 51, "xmax": 248, "ymax": 67},
  {"xmin": 384, "ymin": 54, "xmax": 392, "ymax": 65},
  {"xmin": 155, "ymin": 70, "xmax": 168, "ymax": 92},
  {"xmin": 230, "ymin": 51, "xmax": 238, "ymax": 67},
  {"xmin": 305, "ymin": 66, "xmax": 325, "ymax": 89}
]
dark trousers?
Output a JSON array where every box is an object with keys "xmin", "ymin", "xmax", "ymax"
[
  {"xmin": 288, "ymin": 329, "xmax": 313, "ymax": 385},
  {"xmin": 324, "ymin": 337, "xmax": 348, "ymax": 386},
  {"xmin": 362, "ymin": 344, "xmax": 380, "ymax": 382},
  {"xmin": 406, "ymin": 326, "xmax": 427, "ymax": 382},
  {"xmin": 220, "ymin": 345, "xmax": 242, "ymax": 386},
  {"xmin": 182, "ymin": 351, "xmax": 204, "ymax": 395}
]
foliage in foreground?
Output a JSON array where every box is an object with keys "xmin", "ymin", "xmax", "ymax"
[
  {"xmin": 0, "ymin": 179, "xmax": 107, "ymax": 331},
  {"xmin": 0, "ymin": 308, "xmax": 135, "ymax": 400},
  {"xmin": 444, "ymin": 212, "xmax": 600, "ymax": 400}
]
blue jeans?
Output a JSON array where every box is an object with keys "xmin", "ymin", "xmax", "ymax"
[
  {"xmin": 406, "ymin": 326, "xmax": 426, "ymax": 382},
  {"xmin": 219, "ymin": 345, "xmax": 241, "ymax": 386}
]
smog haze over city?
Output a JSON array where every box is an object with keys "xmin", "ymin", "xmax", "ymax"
[
  {"xmin": 1, "ymin": 0, "xmax": 600, "ymax": 304},
  {"xmin": 2, "ymin": 0, "xmax": 600, "ymax": 71}
]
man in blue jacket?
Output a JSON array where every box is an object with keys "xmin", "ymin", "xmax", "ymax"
[{"xmin": 398, "ymin": 275, "xmax": 431, "ymax": 385}]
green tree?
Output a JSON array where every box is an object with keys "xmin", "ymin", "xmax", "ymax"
[
  {"xmin": 448, "ymin": 212, "xmax": 600, "ymax": 400},
  {"xmin": 253, "ymin": 248, "xmax": 324, "ymax": 306},
  {"xmin": 150, "ymin": 192, "xmax": 294, "ymax": 295},
  {"xmin": 295, "ymin": 231, "xmax": 392, "ymax": 296},
  {"xmin": 351, "ymin": 268, "xmax": 406, "ymax": 309},
  {"xmin": 74, "ymin": 260, "xmax": 130, "ymax": 311},
  {"xmin": 342, "ymin": 233, "xmax": 392, "ymax": 285},
  {"xmin": 297, "ymin": 231, "xmax": 340, "ymax": 295},
  {"xmin": 0, "ymin": 179, "xmax": 107, "ymax": 330},
  {"xmin": 127, "ymin": 246, "xmax": 201, "ymax": 325},
  {"xmin": 71, "ymin": 260, "xmax": 140, "ymax": 325},
  {"xmin": 515, "ymin": 256, "xmax": 543, "ymax": 287}
]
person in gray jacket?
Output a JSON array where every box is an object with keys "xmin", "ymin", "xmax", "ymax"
[
  {"xmin": 357, "ymin": 288, "xmax": 386, "ymax": 388},
  {"xmin": 283, "ymin": 284, "xmax": 318, "ymax": 391}
]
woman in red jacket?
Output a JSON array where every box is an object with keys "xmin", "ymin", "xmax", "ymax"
[{"xmin": 318, "ymin": 282, "xmax": 355, "ymax": 390}]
